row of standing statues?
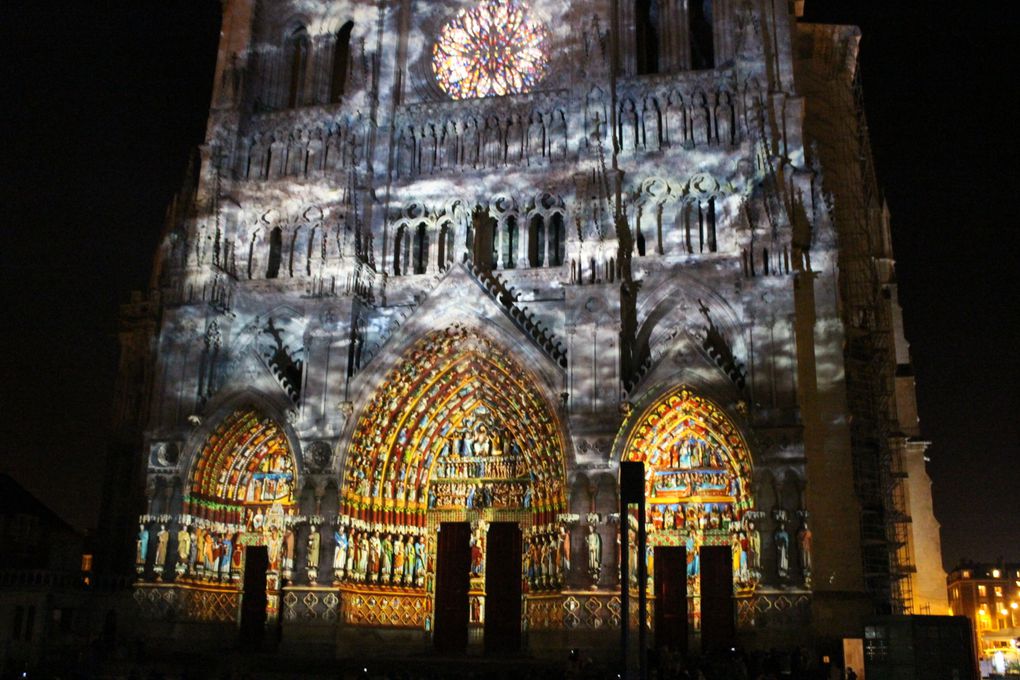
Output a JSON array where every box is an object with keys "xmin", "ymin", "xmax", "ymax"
[
  {"xmin": 329, "ymin": 527, "xmax": 426, "ymax": 587},
  {"xmin": 135, "ymin": 510, "xmax": 812, "ymax": 589}
]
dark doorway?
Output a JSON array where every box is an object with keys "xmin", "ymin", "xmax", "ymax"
[
  {"xmin": 699, "ymin": 545, "xmax": 734, "ymax": 652},
  {"xmin": 484, "ymin": 522, "xmax": 523, "ymax": 654},
  {"xmin": 239, "ymin": 546, "xmax": 268, "ymax": 649},
  {"xmin": 434, "ymin": 522, "xmax": 471, "ymax": 654},
  {"xmin": 654, "ymin": 545, "xmax": 688, "ymax": 654}
]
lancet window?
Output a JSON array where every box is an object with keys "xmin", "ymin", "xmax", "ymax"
[
  {"xmin": 330, "ymin": 21, "xmax": 354, "ymax": 102},
  {"xmin": 285, "ymin": 27, "xmax": 310, "ymax": 108}
]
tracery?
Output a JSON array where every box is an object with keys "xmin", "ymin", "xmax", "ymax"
[{"xmin": 432, "ymin": 0, "xmax": 548, "ymax": 100}]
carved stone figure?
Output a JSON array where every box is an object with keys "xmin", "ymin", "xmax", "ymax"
[
  {"xmin": 403, "ymin": 537, "xmax": 415, "ymax": 584},
  {"xmin": 136, "ymin": 524, "xmax": 149, "ymax": 570},
  {"xmin": 154, "ymin": 525, "xmax": 169, "ymax": 576},
  {"xmin": 774, "ymin": 522, "xmax": 790, "ymax": 580},
  {"xmin": 176, "ymin": 526, "xmax": 191, "ymax": 574},
  {"xmin": 797, "ymin": 518, "xmax": 813, "ymax": 582},
  {"xmin": 558, "ymin": 526, "xmax": 570, "ymax": 577},
  {"xmin": 333, "ymin": 527, "xmax": 347, "ymax": 581},
  {"xmin": 282, "ymin": 526, "xmax": 296, "ymax": 575},
  {"xmin": 586, "ymin": 525, "xmax": 602, "ymax": 585},
  {"xmin": 393, "ymin": 535, "xmax": 405, "ymax": 584},
  {"xmin": 358, "ymin": 531, "xmax": 370, "ymax": 579},
  {"xmin": 368, "ymin": 533, "xmax": 381, "ymax": 582},
  {"xmin": 414, "ymin": 537, "xmax": 426, "ymax": 586},
  {"xmin": 188, "ymin": 527, "xmax": 198, "ymax": 573},
  {"xmin": 307, "ymin": 525, "xmax": 321, "ymax": 569},
  {"xmin": 380, "ymin": 533, "xmax": 392, "ymax": 582},
  {"xmin": 746, "ymin": 519, "xmax": 761, "ymax": 572},
  {"xmin": 220, "ymin": 534, "xmax": 233, "ymax": 578}
]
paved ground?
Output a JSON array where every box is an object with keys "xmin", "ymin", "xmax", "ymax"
[{"xmin": 95, "ymin": 652, "xmax": 608, "ymax": 680}]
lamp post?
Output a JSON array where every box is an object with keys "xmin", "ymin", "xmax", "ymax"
[{"xmin": 620, "ymin": 460, "xmax": 647, "ymax": 680}]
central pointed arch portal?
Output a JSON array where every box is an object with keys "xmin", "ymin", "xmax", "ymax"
[{"xmin": 338, "ymin": 326, "xmax": 568, "ymax": 640}]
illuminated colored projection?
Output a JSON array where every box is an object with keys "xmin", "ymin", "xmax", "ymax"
[
  {"xmin": 181, "ymin": 406, "xmax": 298, "ymax": 621},
  {"xmin": 621, "ymin": 387, "xmax": 757, "ymax": 593},
  {"xmin": 338, "ymin": 326, "xmax": 567, "ymax": 595},
  {"xmin": 432, "ymin": 0, "xmax": 548, "ymax": 100},
  {"xmin": 185, "ymin": 406, "xmax": 297, "ymax": 524}
]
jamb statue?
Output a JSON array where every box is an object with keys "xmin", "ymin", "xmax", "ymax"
[{"xmin": 586, "ymin": 524, "xmax": 602, "ymax": 586}]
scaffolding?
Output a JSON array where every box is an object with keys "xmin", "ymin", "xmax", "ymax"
[
  {"xmin": 805, "ymin": 29, "xmax": 915, "ymax": 615},
  {"xmin": 837, "ymin": 67, "xmax": 915, "ymax": 616}
]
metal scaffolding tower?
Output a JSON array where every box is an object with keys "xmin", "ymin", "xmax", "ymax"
[
  {"xmin": 804, "ymin": 33, "xmax": 915, "ymax": 614},
  {"xmin": 836, "ymin": 68, "xmax": 915, "ymax": 615}
]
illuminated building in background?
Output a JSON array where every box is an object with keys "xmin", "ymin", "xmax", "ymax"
[
  {"xmin": 948, "ymin": 563, "xmax": 1020, "ymax": 664},
  {"xmin": 102, "ymin": 0, "xmax": 947, "ymax": 656}
]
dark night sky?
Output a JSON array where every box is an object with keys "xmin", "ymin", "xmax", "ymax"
[{"xmin": 1, "ymin": 2, "xmax": 1016, "ymax": 567}]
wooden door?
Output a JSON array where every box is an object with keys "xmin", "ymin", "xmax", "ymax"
[
  {"xmin": 653, "ymin": 545, "xmax": 688, "ymax": 654},
  {"xmin": 484, "ymin": 522, "xmax": 522, "ymax": 654},
  {"xmin": 434, "ymin": 522, "xmax": 471, "ymax": 654},
  {"xmin": 699, "ymin": 545, "xmax": 734, "ymax": 653},
  {"xmin": 239, "ymin": 546, "xmax": 268, "ymax": 649}
]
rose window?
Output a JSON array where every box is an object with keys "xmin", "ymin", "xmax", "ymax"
[{"xmin": 432, "ymin": 0, "xmax": 549, "ymax": 100}]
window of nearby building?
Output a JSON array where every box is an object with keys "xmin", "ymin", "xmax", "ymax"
[
  {"xmin": 24, "ymin": 606, "xmax": 35, "ymax": 641},
  {"xmin": 52, "ymin": 607, "xmax": 73, "ymax": 634},
  {"xmin": 952, "ymin": 587, "xmax": 959, "ymax": 599},
  {"xmin": 995, "ymin": 586, "xmax": 1003, "ymax": 597},
  {"xmin": 962, "ymin": 570, "xmax": 971, "ymax": 578},
  {"xmin": 12, "ymin": 605, "xmax": 24, "ymax": 640},
  {"xmin": 979, "ymin": 585, "xmax": 987, "ymax": 597}
]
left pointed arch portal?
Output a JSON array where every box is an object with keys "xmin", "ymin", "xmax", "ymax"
[{"xmin": 185, "ymin": 406, "xmax": 298, "ymax": 524}]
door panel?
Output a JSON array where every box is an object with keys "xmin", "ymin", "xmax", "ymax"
[
  {"xmin": 699, "ymin": 545, "xmax": 735, "ymax": 653},
  {"xmin": 434, "ymin": 522, "xmax": 471, "ymax": 653},
  {"xmin": 653, "ymin": 545, "xmax": 687, "ymax": 654},
  {"xmin": 239, "ymin": 546, "xmax": 268, "ymax": 649},
  {"xmin": 484, "ymin": 522, "xmax": 522, "ymax": 654}
]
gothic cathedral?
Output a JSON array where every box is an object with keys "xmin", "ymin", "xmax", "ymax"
[{"xmin": 113, "ymin": 0, "xmax": 947, "ymax": 655}]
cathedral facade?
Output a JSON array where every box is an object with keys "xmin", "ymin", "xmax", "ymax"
[{"xmin": 114, "ymin": 0, "xmax": 947, "ymax": 655}]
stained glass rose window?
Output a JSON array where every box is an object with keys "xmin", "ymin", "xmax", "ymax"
[{"xmin": 432, "ymin": 0, "xmax": 549, "ymax": 100}]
